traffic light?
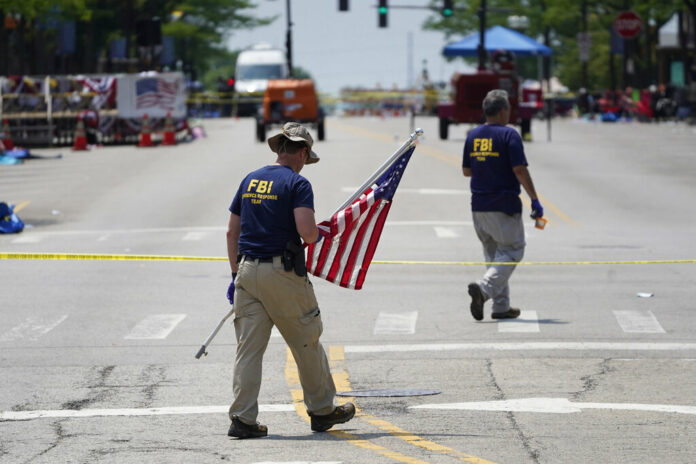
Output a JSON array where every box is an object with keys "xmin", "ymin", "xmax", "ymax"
[
  {"xmin": 378, "ymin": 0, "xmax": 388, "ymax": 28},
  {"xmin": 442, "ymin": 0, "xmax": 453, "ymax": 17},
  {"xmin": 339, "ymin": 0, "xmax": 348, "ymax": 11}
]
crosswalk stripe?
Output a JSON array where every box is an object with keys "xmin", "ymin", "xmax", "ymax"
[
  {"xmin": 0, "ymin": 315, "xmax": 69, "ymax": 342},
  {"xmin": 433, "ymin": 226, "xmax": 460, "ymax": 238},
  {"xmin": 182, "ymin": 232, "xmax": 207, "ymax": 241},
  {"xmin": 497, "ymin": 310, "xmax": 540, "ymax": 333},
  {"xmin": 11, "ymin": 235, "xmax": 41, "ymax": 244},
  {"xmin": 124, "ymin": 314, "xmax": 187, "ymax": 340},
  {"xmin": 374, "ymin": 311, "xmax": 418, "ymax": 335},
  {"xmin": 613, "ymin": 310, "xmax": 665, "ymax": 333}
]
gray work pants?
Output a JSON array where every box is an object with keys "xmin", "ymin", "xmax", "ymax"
[
  {"xmin": 229, "ymin": 256, "xmax": 336, "ymax": 425},
  {"xmin": 472, "ymin": 211, "xmax": 526, "ymax": 314}
]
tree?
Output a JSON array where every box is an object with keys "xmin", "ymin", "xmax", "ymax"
[
  {"xmin": 0, "ymin": 0, "xmax": 273, "ymax": 81},
  {"xmin": 423, "ymin": 0, "xmax": 685, "ymax": 92}
]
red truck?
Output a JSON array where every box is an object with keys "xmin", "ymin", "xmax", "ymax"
[{"xmin": 437, "ymin": 52, "xmax": 540, "ymax": 141}]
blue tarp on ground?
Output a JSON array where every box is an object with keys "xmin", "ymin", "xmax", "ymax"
[{"xmin": 443, "ymin": 25, "xmax": 552, "ymax": 57}]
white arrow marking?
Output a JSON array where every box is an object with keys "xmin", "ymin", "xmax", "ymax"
[
  {"xmin": 1, "ymin": 404, "xmax": 295, "ymax": 421},
  {"xmin": 410, "ymin": 397, "xmax": 696, "ymax": 415}
]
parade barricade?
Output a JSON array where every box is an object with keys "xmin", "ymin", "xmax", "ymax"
[{"xmin": 0, "ymin": 73, "xmax": 190, "ymax": 148}]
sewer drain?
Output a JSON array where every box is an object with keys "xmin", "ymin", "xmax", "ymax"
[{"xmin": 336, "ymin": 389, "xmax": 440, "ymax": 397}]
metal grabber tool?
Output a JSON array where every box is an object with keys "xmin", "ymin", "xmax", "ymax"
[{"xmin": 195, "ymin": 307, "xmax": 234, "ymax": 359}]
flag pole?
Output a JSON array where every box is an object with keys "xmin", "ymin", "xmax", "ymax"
[{"xmin": 333, "ymin": 128, "xmax": 423, "ymax": 216}]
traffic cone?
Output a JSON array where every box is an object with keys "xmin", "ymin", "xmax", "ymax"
[
  {"xmin": 72, "ymin": 116, "xmax": 88, "ymax": 151},
  {"xmin": 137, "ymin": 114, "xmax": 154, "ymax": 147},
  {"xmin": 1, "ymin": 119, "xmax": 14, "ymax": 150},
  {"xmin": 161, "ymin": 112, "xmax": 177, "ymax": 146}
]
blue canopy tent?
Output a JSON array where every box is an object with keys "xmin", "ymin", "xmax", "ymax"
[{"xmin": 443, "ymin": 25, "xmax": 552, "ymax": 57}]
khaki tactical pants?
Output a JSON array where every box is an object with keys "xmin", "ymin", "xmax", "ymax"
[{"xmin": 229, "ymin": 256, "xmax": 336, "ymax": 425}]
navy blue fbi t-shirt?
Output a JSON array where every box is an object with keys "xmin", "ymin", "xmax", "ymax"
[
  {"xmin": 230, "ymin": 165, "xmax": 314, "ymax": 257},
  {"xmin": 462, "ymin": 124, "xmax": 528, "ymax": 215}
]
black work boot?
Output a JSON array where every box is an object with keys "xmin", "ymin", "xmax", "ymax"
[
  {"xmin": 308, "ymin": 403, "xmax": 356, "ymax": 432},
  {"xmin": 492, "ymin": 308, "xmax": 521, "ymax": 319},
  {"xmin": 468, "ymin": 283, "xmax": 485, "ymax": 321},
  {"xmin": 228, "ymin": 415, "xmax": 268, "ymax": 439}
]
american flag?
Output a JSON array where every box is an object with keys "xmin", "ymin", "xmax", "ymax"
[
  {"xmin": 136, "ymin": 78, "xmax": 178, "ymax": 110},
  {"xmin": 306, "ymin": 146, "xmax": 415, "ymax": 290}
]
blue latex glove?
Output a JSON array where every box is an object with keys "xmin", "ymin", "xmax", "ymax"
[
  {"xmin": 530, "ymin": 199, "xmax": 544, "ymax": 219},
  {"xmin": 226, "ymin": 274, "xmax": 237, "ymax": 305}
]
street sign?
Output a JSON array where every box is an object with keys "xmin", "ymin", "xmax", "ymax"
[{"xmin": 614, "ymin": 11, "xmax": 643, "ymax": 39}]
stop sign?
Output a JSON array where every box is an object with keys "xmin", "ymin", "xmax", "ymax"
[{"xmin": 614, "ymin": 11, "xmax": 643, "ymax": 39}]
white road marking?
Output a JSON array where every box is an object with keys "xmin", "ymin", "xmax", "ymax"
[
  {"xmin": 11, "ymin": 235, "xmax": 42, "ymax": 244},
  {"xmin": 271, "ymin": 326, "xmax": 282, "ymax": 338},
  {"xmin": 433, "ymin": 226, "xmax": 460, "ymax": 238},
  {"xmin": 0, "ymin": 404, "xmax": 295, "ymax": 421},
  {"xmin": 374, "ymin": 311, "xmax": 418, "ymax": 335},
  {"xmin": 613, "ymin": 310, "xmax": 665, "ymax": 333},
  {"xmin": 182, "ymin": 231, "xmax": 207, "ymax": 241},
  {"xmin": 124, "ymin": 314, "xmax": 187, "ymax": 340},
  {"xmin": 344, "ymin": 342, "xmax": 696, "ymax": 353},
  {"xmin": 410, "ymin": 397, "xmax": 696, "ymax": 415},
  {"xmin": 342, "ymin": 187, "xmax": 468, "ymax": 195},
  {"xmin": 497, "ymin": 310, "xmax": 540, "ymax": 333},
  {"xmin": 253, "ymin": 462, "xmax": 341, "ymax": 464},
  {"xmin": 387, "ymin": 220, "xmax": 471, "ymax": 226},
  {"xmin": 97, "ymin": 234, "xmax": 110, "ymax": 242},
  {"xmin": 0, "ymin": 315, "xmax": 69, "ymax": 342}
]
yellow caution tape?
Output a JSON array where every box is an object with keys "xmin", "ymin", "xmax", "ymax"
[
  {"xmin": 0, "ymin": 253, "xmax": 694, "ymax": 266},
  {"xmin": 0, "ymin": 253, "xmax": 226, "ymax": 262}
]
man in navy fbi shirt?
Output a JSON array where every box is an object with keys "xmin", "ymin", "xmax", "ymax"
[
  {"xmin": 225, "ymin": 122, "xmax": 355, "ymax": 438},
  {"xmin": 462, "ymin": 89, "xmax": 544, "ymax": 321}
]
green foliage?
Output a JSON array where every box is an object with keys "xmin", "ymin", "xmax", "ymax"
[
  {"xmin": 424, "ymin": 0, "xmax": 687, "ymax": 92},
  {"xmin": 0, "ymin": 0, "xmax": 274, "ymax": 83}
]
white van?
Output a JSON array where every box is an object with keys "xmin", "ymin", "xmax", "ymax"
[{"xmin": 235, "ymin": 43, "xmax": 289, "ymax": 115}]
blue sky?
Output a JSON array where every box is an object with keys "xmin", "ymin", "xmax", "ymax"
[{"xmin": 226, "ymin": 0, "xmax": 475, "ymax": 95}]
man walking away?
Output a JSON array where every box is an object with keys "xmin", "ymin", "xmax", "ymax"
[
  {"xmin": 226, "ymin": 122, "xmax": 355, "ymax": 438},
  {"xmin": 462, "ymin": 90, "xmax": 544, "ymax": 321}
]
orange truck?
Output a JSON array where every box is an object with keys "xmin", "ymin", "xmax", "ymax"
[{"xmin": 256, "ymin": 79, "xmax": 325, "ymax": 142}]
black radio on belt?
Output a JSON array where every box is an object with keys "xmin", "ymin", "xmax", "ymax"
[{"xmin": 282, "ymin": 240, "xmax": 307, "ymax": 277}]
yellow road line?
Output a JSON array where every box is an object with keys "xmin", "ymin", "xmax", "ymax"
[
  {"xmin": 1, "ymin": 253, "xmax": 694, "ymax": 267},
  {"xmin": 0, "ymin": 253, "xmax": 226, "ymax": 262},
  {"xmin": 284, "ymin": 345, "xmax": 497, "ymax": 463}
]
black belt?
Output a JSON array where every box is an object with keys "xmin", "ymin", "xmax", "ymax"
[{"xmin": 242, "ymin": 255, "xmax": 275, "ymax": 263}]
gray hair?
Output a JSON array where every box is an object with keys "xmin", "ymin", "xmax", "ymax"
[{"xmin": 482, "ymin": 89, "xmax": 510, "ymax": 117}]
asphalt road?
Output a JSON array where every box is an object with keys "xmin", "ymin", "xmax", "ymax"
[{"xmin": 1, "ymin": 115, "xmax": 695, "ymax": 464}]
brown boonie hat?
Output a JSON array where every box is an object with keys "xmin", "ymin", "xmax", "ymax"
[{"xmin": 267, "ymin": 122, "xmax": 320, "ymax": 164}]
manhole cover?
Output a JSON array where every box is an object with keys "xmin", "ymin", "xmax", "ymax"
[{"xmin": 336, "ymin": 389, "xmax": 441, "ymax": 397}]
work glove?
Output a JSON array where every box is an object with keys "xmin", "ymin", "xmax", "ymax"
[
  {"xmin": 226, "ymin": 273, "xmax": 237, "ymax": 305},
  {"xmin": 530, "ymin": 199, "xmax": 544, "ymax": 219}
]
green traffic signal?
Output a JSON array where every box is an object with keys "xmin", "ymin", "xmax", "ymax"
[
  {"xmin": 379, "ymin": 7, "xmax": 387, "ymax": 13},
  {"xmin": 442, "ymin": 8, "xmax": 453, "ymax": 17}
]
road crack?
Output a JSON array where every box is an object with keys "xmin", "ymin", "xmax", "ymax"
[
  {"xmin": 572, "ymin": 358, "xmax": 614, "ymax": 401},
  {"xmin": 486, "ymin": 359, "xmax": 540, "ymax": 464},
  {"xmin": 61, "ymin": 365, "xmax": 116, "ymax": 410}
]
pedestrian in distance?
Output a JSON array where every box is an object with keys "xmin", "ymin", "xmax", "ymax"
[
  {"xmin": 462, "ymin": 89, "xmax": 544, "ymax": 321},
  {"xmin": 225, "ymin": 122, "xmax": 355, "ymax": 438}
]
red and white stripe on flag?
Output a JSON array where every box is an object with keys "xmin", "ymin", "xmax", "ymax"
[{"xmin": 306, "ymin": 186, "xmax": 391, "ymax": 290}]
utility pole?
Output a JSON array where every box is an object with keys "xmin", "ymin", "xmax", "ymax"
[
  {"xmin": 581, "ymin": 0, "xmax": 588, "ymax": 89},
  {"xmin": 286, "ymin": 0, "xmax": 294, "ymax": 77},
  {"xmin": 477, "ymin": 0, "xmax": 487, "ymax": 70}
]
